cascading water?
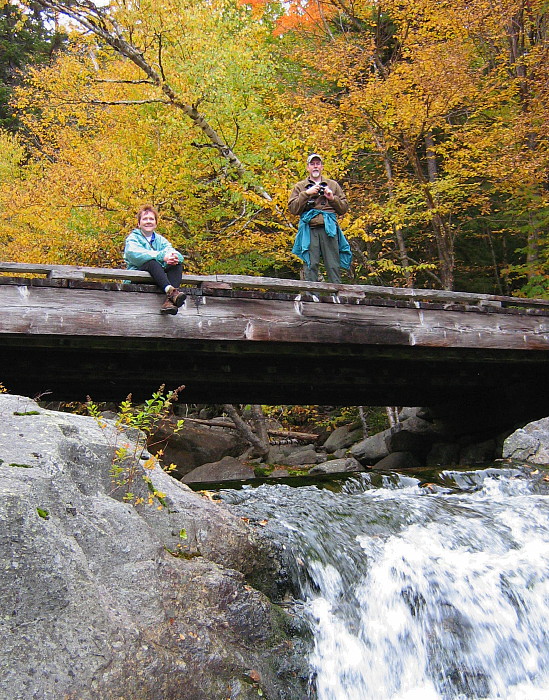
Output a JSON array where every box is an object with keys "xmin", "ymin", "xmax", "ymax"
[{"xmin": 221, "ymin": 467, "xmax": 549, "ymax": 699}]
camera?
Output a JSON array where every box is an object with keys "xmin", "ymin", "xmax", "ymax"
[
  {"xmin": 305, "ymin": 181, "xmax": 328, "ymax": 209},
  {"xmin": 308, "ymin": 180, "xmax": 327, "ymax": 197}
]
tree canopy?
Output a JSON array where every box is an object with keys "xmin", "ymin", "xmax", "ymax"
[
  {"xmin": 0, "ymin": 2, "xmax": 66, "ymax": 131},
  {"xmin": 1, "ymin": 0, "xmax": 548, "ymax": 294}
]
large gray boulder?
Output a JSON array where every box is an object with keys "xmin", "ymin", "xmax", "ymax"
[
  {"xmin": 323, "ymin": 424, "xmax": 363, "ymax": 453},
  {"xmin": 374, "ymin": 451, "xmax": 422, "ymax": 470},
  {"xmin": 398, "ymin": 407, "xmax": 432, "ymax": 422},
  {"xmin": 182, "ymin": 455, "xmax": 255, "ymax": 484},
  {"xmin": 503, "ymin": 417, "xmax": 549, "ymax": 464},
  {"xmin": 384, "ymin": 416, "xmax": 440, "ymax": 457},
  {"xmin": 308, "ymin": 456, "xmax": 363, "ymax": 475},
  {"xmin": 349, "ymin": 429, "xmax": 391, "ymax": 465},
  {"xmin": 266, "ymin": 442, "xmax": 301, "ymax": 465},
  {"xmin": 150, "ymin": 418, "xmax": 248, "ymax": 476},
  {"xmin": 0, "ymin": 395, "xmax": 308, "ymax": 700},
  {"xmin": 284, "ymin": 446, "xmax": 324, "ymax": 467}
]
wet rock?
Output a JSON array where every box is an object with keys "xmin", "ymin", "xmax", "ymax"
[
  {"xmin": 181, "ymin": 456, "xmax": 255, "ymax": 484},
  {"xmin": 503, "ymin": 417, "xmax": 549, "ymax": 464},
  {"xmin": 308, "ymin": 457, "xmax": 363, "ymax": 475},
  {"xmin": 374, "ymin": 451, "xmax": 422, "ymax": 470}
]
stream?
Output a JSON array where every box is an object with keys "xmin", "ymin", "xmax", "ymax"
[{"xmin": 221, "ymin": 465, "xmax": 549, "ymax": 699}]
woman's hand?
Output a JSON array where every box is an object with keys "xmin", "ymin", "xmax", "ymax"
[{"xmin": 164, "ymin": 251, "xmax": 179, "ymax": 265}]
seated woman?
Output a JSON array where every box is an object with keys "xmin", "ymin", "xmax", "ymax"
[{"xmin": 124, "ymin": 204, "xmax": 186, "ymax": 315}]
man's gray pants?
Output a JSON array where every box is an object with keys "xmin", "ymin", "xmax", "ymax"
[{"xmin": 303, "ymin": 225, "xmax": 341, "ymax": 284}]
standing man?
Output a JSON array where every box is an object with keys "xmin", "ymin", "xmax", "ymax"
[{"xmin": 288, "ymin": 153, "xmax": 352, "ymax": 284}]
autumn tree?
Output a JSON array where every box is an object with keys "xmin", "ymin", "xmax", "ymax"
[
  {"xmin": 0, "ymin": 2, "xmax": 65, "ymax": 132},
  {"xmin": 261, "ymin": 0, "xmax": 549, "ymax": 293},
  {"xmin": 3, "ymin": 0, "xmax": 548, "ymax": 295},
  {"xmin": 2, "ymin": 0, "xmax": 302, "ymax": 274}
]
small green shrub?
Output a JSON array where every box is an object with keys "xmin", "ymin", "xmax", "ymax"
[{"xmin": 87, "ymin": 385, "xmax": 184, "ymax": 507}]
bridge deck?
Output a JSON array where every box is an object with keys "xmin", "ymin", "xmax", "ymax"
[{"xmin": 1, "ymin": 263, "xmax": 549, "ymax": 408}]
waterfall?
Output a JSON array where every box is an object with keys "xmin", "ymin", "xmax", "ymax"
[{"xmin": 222, "ymin": 467, "xmax": 549, "ymax": 699}]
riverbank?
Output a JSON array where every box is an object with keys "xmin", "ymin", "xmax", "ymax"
[
  {"xmin": 2, "ymin": 391, "xmax": 549, "ymax": 699},
  {"xmin": 0, "ymin": 394, "xmax": 310, "ymax": 700}
]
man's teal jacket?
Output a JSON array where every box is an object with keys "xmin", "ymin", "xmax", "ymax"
[{"xmin": 292, "ymin": 209, "xmax": 352, "ymax": 269}]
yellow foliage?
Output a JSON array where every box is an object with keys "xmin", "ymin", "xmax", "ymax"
[
  {"xmin": 3, "ymin": 0, "xmax": 301, "ymax": 276},
  {"xmin": 0, "ymin": 130, "xmax": 25, "ymax": 183},
  {"xmin": 5, "ymin": 0, "xmax": 549, "ymax": 290},
  {"xmin": 264, "ymin": 0, "xmax": 549, "ymax": 288}
]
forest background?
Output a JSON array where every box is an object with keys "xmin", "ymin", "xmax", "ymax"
[{"xmin": 1, "ymin": 0, "xmax": 548, "ymax": 298}]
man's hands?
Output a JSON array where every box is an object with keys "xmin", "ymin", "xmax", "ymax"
[
  {"xmin": 305, "ymin": 183, "xmax": 334, "ymax": 200},
  {"xmin": 163, "ymin": 251, "xmax": 180, "ymax": 265},
  {"xmin": 305, "ymin": 183, "xmax": 321, "ymax": 196}
]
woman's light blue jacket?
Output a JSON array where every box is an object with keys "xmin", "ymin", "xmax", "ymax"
[{"xmin": 124, "ymin": 228, "xmax": 184, "ymax": 270}]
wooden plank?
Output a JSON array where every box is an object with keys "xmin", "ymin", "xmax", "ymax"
[
  {"xmin": 1, "ymin": 283, "xmax": 549, "ymax": 351},
  {"xmin": 2, "ymin": 260, "xmax": 549, "ymax": 309}
]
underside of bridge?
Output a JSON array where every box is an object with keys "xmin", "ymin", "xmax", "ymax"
[
  {"xmin": 2, "ymin": 272, "xmax": 549, "ymax": 433},
  {"xmin": 4, "ymin": 335, "xmax": 549, "ymax": 427}
]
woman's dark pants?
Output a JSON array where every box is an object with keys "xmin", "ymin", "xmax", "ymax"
[{"xmin": 139, "ymin": 260, "xmax": 182, "ymax": 291}]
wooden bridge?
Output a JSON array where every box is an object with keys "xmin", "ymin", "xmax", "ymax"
[{"xmin": 2, "ymin": 262, "xmax": 549, "ymax": 420}]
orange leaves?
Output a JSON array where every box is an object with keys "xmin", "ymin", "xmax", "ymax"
[
  {"xmin": 241, "ymin": 0, "xmax": 339, "ymax": 36},
  {"xmin": 274, "ymin": 0, "xmax": 337, "ymax": 37}
]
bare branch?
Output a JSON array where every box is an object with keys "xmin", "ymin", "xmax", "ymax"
[
  {"xmin": 88, "ymin": 98, "xmax": 169, "ymax": 105},
  {"xmin": 94, "ymin": 78, "xmax": 154, "ymax": 84},
  {"xmin": 190, "ymin": 141, "xmax": 218, "ymax": 149},
  {"xmin": 230, "ymin": 118, "xmax": 239, "ymax": 151},
  {"xmin": 157, "ymin": 32, "xmax": 166, "ymax": 82}
]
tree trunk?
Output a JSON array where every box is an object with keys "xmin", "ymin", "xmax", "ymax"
[
  {"xmin": 404, "ymin": 137, "xmax": 454, "ymax": 290},
  {"xmin": 371, "ymin": 127, "xmax": 412, "ymax": 286},
  {"xmin": 358, "ymin": 406, "xmax": 369, "ymax": 438},
  {"xmin": 527, "ymin": 217, "xmax": 539, "ymax": 280},
  {"xmin": 425, "ymin": 132, "xmax": 438, "ymax": 182},
  {"xmin": 222, "ymin": 404, "xmax": 269, "ymax": 458},
  {"xmin": 385, "ymin": 406, "xmax": 399, "ymax": 427},
  {"xmin": 250, "ymin": 404, "xmax": 270, "ymax": 448}
]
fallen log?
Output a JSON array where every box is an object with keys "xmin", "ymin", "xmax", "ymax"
[{"xmin": 182, "ymin": 416, "xmax": 318, "ymax": 442}]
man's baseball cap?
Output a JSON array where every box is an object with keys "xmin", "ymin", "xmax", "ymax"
[{"xmin": 307, "ymin": 153, "xmax": 322, "ymax": 164}]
